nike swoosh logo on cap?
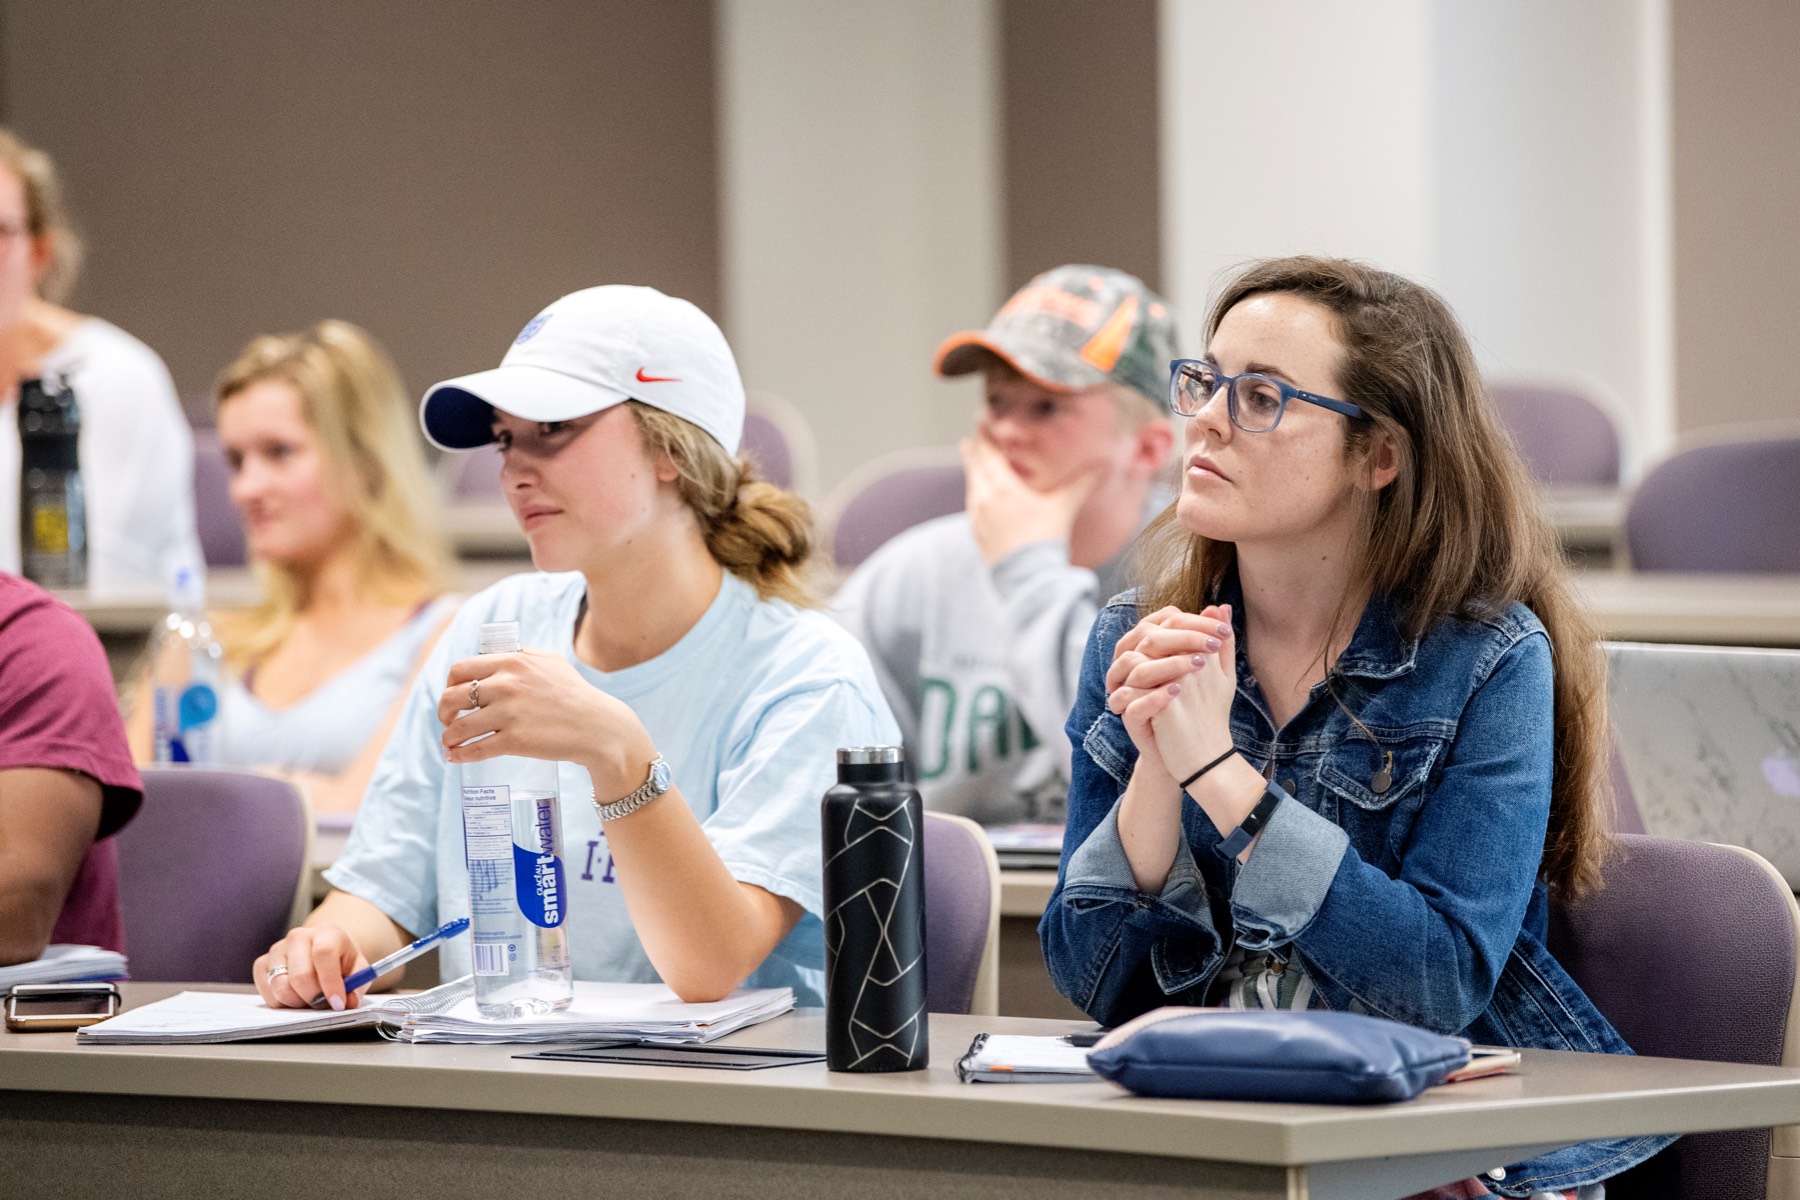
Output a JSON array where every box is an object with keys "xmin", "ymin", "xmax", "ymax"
[{"xmin": 636, "ymin": 368, "xmax": 680, "ymax": 383}]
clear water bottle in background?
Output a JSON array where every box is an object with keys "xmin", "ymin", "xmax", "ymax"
[
  {"xmin": 150, "ymin": 563, "xmax": 223, "ymax": 764},
  {"xmin": 459, "ymin": 620, "xmax": 573, "ymax": 1018},
  {"xmin": 822, "ymin": 745, "xmax": 928, "ymax": 1072},
  {"xmin": 16, "ymin": 376, "xmax": 86, "ymax": 589}
]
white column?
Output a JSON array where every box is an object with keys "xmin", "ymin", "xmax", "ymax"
[
  {"xmin": 717, "ymin": 0, "xmax": 1003, "ymax": 496},
  {"xmin": 1159, "ymin": 0, "xmax": 1436, "ymax": 329},
  {"xmin": 1426, "ymin": 1, "xmax": 1670, "ymax": 474},
  {"xmin": 1158, "ymin": 0, "xmax": 1673, "ymax": 474}
]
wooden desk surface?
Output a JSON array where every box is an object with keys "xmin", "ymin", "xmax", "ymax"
[
  {"xmin": 59, "ymin": 561, "xmax": 1800, "ymax": 650},
  {"xmin": 5, "ymin": 984, "xmax": 1800, "ymax": 1172},
  {"xmin": 59, "ymin": 560, "xmax": 530, "ymax": 636},
  {"xmin": 1572, "ymin": 570, "xmax": 1800, "ymax": 646}
]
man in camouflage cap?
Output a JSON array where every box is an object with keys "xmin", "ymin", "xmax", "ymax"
[{"xmin": 834, "ymin": 265, "xmax": 1179, "ymax": 823}]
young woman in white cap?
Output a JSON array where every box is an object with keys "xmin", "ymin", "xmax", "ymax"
[{"xmin": 253, "ymin": 285, "xmax": 898, "ymax": 1010}]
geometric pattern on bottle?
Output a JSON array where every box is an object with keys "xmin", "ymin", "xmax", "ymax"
[{"xmin": 824, "ymin": 795, "xmax": 926, "ymax": 1069}]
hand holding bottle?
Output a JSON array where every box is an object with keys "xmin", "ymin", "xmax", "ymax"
[{"xmin": 438, "ymin": 645, "xmax": 655, "ymax": 800}]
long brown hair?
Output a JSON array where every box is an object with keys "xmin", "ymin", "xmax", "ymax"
[
  {"xmin": 626, "ymin": 402, "xmax": 819, "ymax": 607},
  {"xmin": 1139, "ymin": 256, "xmax": 1611, "ymax": 897},
  {"xmin": 213, "ymin": 320, "xmax": 451, "ymax": 667}
]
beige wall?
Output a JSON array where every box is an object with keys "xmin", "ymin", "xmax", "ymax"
[
  {"xmin": 1, "ymin": 0, "xmax": 719, "ymax": 408},
  {"xmin": 1001, "ymin": 0, "xmax": 1161, "ymax": 295},
  {"xmin": 1671, "ymin": 0, "xmax": 1800, "ymax": 432}
]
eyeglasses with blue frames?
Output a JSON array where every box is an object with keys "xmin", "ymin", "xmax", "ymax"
[{"xmin": 1168, "ymin": 359, "xmax": 1367, "ymax": 432}]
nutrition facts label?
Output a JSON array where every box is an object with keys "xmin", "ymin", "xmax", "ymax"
[{"xmin": 461, "ymin": 786, "xmax": 512, "ymax": 861}]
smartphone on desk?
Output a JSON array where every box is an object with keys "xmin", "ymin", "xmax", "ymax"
[
  {"xmin": 1443, "ymin": 1046, "xmax": 1522, "ymax": 1083},
  {"xmin": 5, "ymin": 982, "xmax": 122, "ymax": 1032}
]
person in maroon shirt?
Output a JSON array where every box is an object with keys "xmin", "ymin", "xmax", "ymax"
[{"xmin": 0, "ymin": 572, "xmax": 142, "ymax": 962}]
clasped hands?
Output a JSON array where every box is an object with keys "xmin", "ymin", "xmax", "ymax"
[{"xmin": 1105, "ymin": 603, "xmax": 1237, "ymax": 783}]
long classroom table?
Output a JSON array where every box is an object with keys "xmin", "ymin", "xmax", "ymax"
[
  {"xmin": 1569, "ymin": 570, "xmax": 1800, "ymax": 646},
  {"xmin": 5, "ymin": 984, "xmax": 1800, "ymax": 1200},
  {"xmin": 63, "ymin": 566, "xmax": 1800, "ymax": 649}
]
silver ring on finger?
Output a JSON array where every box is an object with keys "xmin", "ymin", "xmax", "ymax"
[
  {"xmin": 469, "ymin": 678, "xmax": 481, "ymax": 708},
  {"xmin": 266, "ymin": 963, "xmax": 289, "ymax": 984}
]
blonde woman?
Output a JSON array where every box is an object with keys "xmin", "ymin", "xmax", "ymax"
[
  {"xmin": 130, "ymin": 321, "xmax": 456, "ymax": 813},
  {"xmin": 253, "ymin": 285, "xmax": 896, "ymax": 1011},
  {"xmin": 0, "ymin": 126, "xmax": 200, "ymax": 590}
]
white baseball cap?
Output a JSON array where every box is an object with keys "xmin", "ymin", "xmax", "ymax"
[{"xmin": 420, "ymin": 285, "xmax": 745, "ymax": 455}]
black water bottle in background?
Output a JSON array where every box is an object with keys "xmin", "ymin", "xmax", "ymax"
[
  {"xmin": 822, "ymin": 745, "xmax": 928, "ymax": 1072},
  {"xmin": 17, "ymin": 376, "xmax": 86, "ymax": 589}
]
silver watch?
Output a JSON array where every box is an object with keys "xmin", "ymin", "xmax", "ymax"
[{"xmin": 593, "ymin": 754, "xmax": 671, "ymax": 822}]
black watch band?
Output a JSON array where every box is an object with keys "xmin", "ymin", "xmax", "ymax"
[{"xmin": 1219, "ymin": 779, "xmax": 1288, "ymax": 857}]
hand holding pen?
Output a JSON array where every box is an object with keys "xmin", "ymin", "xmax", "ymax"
[{"xmin": 303, "ymin": 918, "xmax": 470, "ymax": 1011}]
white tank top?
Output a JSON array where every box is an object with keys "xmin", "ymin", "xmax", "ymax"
[{"xmin": 214, "ymin": 595, "xmax": 460, "ymax": 775}]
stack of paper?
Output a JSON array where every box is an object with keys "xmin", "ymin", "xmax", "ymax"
[
  {"xmin": 77, "ymin": 977, "xmax": 793, "ymax": 1047},
  {"xmin": 983, "ymin": 823, "xmax": 1066, "ymax": 870},
  {"xmin": 0, "ymin": 945, "xmax": 128, "ymax": 990},
  {"xmin": 399, "ymin": 980, "xmax": 794, "ymax": 1045}
]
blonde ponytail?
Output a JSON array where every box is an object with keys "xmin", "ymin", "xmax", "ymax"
[{"xmin": 626, "ymin": 402, "xmax": 819, "ymax": 606}]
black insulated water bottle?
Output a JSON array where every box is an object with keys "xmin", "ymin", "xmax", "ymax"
[
  {"xmin": 821, "ymin": 745, "xmax": 928, "ymax": 1072},
  {"xmin": 16, "ymin": 376, "xmax": 86, "ymax": 589}
]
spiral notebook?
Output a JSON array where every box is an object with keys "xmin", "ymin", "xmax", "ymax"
[
  {"xmin": 76, "ymin": 977, "xmax": 792, "ymax": 1046},
  {"xmin": 955, "ymin": 1033, "xmax": 1098, "ymax": 1083}
]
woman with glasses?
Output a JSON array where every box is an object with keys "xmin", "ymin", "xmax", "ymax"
[{"xmin": 1040, "ymin": 257, "xmax": 1661, "ymax": 1198}]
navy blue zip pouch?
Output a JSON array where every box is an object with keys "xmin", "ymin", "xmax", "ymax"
[{"xmin": 1086, "ymin": 1008, "xmax": 1471, "ymax": 1104}]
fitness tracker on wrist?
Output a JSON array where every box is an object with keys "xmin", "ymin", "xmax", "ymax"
[{"xmin": 1219, "ymin": 779, "xmax": 1289, "ymax": 858}]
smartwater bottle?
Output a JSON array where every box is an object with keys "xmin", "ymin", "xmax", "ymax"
[
  {"xmin": 150, "ymin": 563, "xmax": 223, "ymax": 764},
  {"xmin": 16, "ymin": 377, "xmax": 86, "ymax": 589},
  {"xmin": 459, "ymin": 620, "xmax": 573, "ymax": 1018},
  {"xmin": 821, "ymin": 746, "xmax": 928, "ymax": 1072}
]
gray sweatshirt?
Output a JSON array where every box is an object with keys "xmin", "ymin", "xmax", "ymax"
[{"xmin": 831, "ymin": 506, "xmax": 1154, "ymax": 824}]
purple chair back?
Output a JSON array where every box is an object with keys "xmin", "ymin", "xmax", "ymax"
[
  {"xmin": 190, "ymin": 427, "xmax": 248, "ymax": 567},
  {"xmin": 741, "ymin": 411, "xmax": 794, "ymax": 490},
  {"xmin": 448, "ymin": 443, "xmax": 505, "ymax": 501},
  {"xmin": 116, "ymin": 768, "xmax": 309, "ymax": 983},
  {"xmin": 922, "ymin": 812, "xmax": 998, "ymax": 1015},
  {"xmin": 1549, "ymin": 835, "xmax": 1799, "ymax": 1199},
  {"xmin": 1625, "ymin": 434, "xmax": 1800, "ymax": 572},
  {"xmin": 1609, "ymin": 738, "xmax": 1647, "ymax": 835},
  {"xmin": 830, "ymin": 460, "xmax": 966, "ymax": 569},
  {"xmin": 1489, "ymin": 382, "xmax": 1622, "ymax": 487}
]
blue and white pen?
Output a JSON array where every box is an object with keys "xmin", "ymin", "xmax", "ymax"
[{"xmin": 308, "ymin": 917, "xmax": 470, "ymax": 1010}]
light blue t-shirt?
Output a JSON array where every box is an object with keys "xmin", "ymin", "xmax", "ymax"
[
  {"xmin": 324, "ymin": 570, "xmax": 899, "ymax": 1008},
  {"xmin": 216, "ymin": 596, "xmax": 460, "ymax": 775}
]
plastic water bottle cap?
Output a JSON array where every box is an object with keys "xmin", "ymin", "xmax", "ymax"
[
  {"xmin": 168, "ymin": 563, "xmax": 206, "ymax": 611},
  {"xmin": 479, "ymin": 620, "xmax": 523, "ymax": 655}
]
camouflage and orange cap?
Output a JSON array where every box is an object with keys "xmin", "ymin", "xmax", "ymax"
[{"xmin": 933, "ymin": 264, "xmax": 1179, "ymax": 411}]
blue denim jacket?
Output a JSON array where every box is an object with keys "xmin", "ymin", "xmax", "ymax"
[{"xmin": 1039, "ymin": 580, "xmax": 1674, "ymax": 1195}]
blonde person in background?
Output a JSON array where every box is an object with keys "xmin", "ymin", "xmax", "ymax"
[
  {"xmin": 129, "ymin": 321, "xmax": 457, "ymax": 813},
  {"xmin": 0, "ymin": 127, "xmax": 201, "ymax": 590}
]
